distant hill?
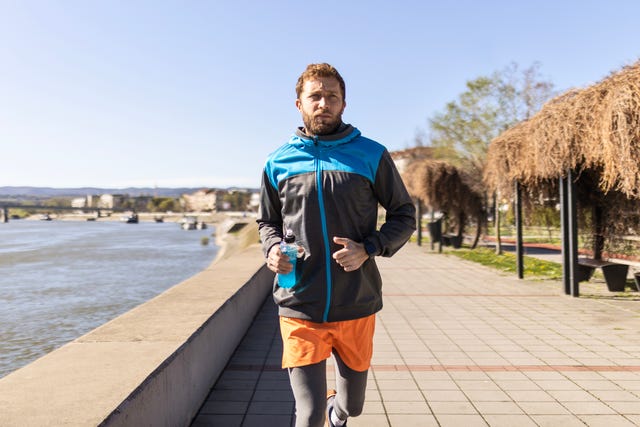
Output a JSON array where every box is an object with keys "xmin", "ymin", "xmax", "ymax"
[{"xmin": 0, "ymin": 186, "xmax": 205, "ymax": 198}]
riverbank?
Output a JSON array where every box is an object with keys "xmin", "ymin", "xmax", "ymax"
[
  {"xmin": 0, "ymin": 218, "xmax": 225, "ymax": 379},
  {"xmin": 0, "ymin": 214, "xmax": 270, "ymax": 426},
  {"xmin": 24, "ymin": 211, "xmax": 231, "ymax": 223}
]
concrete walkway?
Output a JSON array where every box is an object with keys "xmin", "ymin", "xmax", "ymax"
[{"xmin": 191, "ymin": 244, "xmax": 640, "ymax": 427}]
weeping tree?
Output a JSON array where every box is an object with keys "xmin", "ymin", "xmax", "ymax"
[
  {"xmin": 486, "ymin": 60, "xmax": 640, "ymax": 261},
  {"xmin": 427, "ymin": 62, "xmax": 555, "ymax": 253},
  {"xmin": 402, "ymin": 159, "xmax": 484, "ymax": 248}
]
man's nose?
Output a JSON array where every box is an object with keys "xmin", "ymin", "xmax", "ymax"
[{"xmin": 318, "ymin": 97, "xmax": 328, "ymax": 108}]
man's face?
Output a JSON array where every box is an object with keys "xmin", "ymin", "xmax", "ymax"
[{"xmin": 296, "ymin": 77, "xmax": 346, "ymax": 136}]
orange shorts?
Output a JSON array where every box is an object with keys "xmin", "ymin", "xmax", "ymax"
[{"xmin": 279, "ymin": 315, "xmax": 376, "ymax": 372}]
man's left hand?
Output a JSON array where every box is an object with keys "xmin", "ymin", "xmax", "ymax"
[{"xmin": 332, "ymin": 236, "xmax": 369, "ymax": 272}]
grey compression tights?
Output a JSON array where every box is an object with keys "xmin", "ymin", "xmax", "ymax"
[{"xmin": 288, "ymin": 351, "xmax": 368, "ymax": 427}]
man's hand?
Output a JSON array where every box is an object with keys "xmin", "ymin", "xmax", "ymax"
[
  {"xmin": 332, "ymin": 236, "xmax": 369, "ymax": 272},
  {"xmin": 266, "ymin": 244, "xmax": 293, "ymax": 274}
]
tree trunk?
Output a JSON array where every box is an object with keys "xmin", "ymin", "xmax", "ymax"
[
  {"xmin": 494, "ymin": 192, "xmax": 502, "ymax": 255},
  {"xmin": 415, "ymin": 199, "xmax": 423, "ymax": 246},
  {"xmin": 470, "ymin": 212, "xmax": 482, "ymax": 249},
  {"xmin": 593, "ymin": 205, "xmax": 604, "ymax": 260}
]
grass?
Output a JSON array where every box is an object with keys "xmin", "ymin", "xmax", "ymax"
[{"xmin": 445, "ymin": 246, "xmax": 563, "ymax": 280}]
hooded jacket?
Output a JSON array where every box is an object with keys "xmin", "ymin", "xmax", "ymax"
[{"xmin": 257, "ymin": 124, "xmax": 416, "ymax": 323}]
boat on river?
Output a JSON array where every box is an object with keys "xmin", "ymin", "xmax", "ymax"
[
  {"xmin": 179, "ymin": 215, "xmax": 206, "ymax": 230},
  {"xmin": 120, "ymin": 213, "xmax": 139, "ymax": 224}
]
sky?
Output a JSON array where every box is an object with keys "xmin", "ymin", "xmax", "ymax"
[{"xmin": 1, "ymin": 0, "xmax": 639, "ymax": 190}]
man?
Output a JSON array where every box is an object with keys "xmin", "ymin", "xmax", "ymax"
[{"xmin": 257, "ymin": 63, "xmax": 415, "ymax": 427}]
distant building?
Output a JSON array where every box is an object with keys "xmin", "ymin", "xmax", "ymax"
[
  {"xmin": 71, "ymin": 197, "xmax": 87, "ymax": 208},
  {"xmin": 98, "ymin": 194, "xmax": 124, "ymax": 209},
  {"xmin": 71, "ymin": 194, "xmax": 100, "ymax": 209},
  {"xmin": 249, "ymin": 192, "xmax": 260, "ymax": 211},
  {"xmin": 182, "ymin": 189, "xmax": 222, "ymax": 212}
]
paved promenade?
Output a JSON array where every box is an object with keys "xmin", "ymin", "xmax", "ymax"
[{"xmin": 191, "ymin": 243, "xmax": 640, "ymax": 427}]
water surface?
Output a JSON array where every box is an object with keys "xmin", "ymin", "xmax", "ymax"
[{"xmin": 0, "ymin": 219, "xmax": 218, "ymax": 378}]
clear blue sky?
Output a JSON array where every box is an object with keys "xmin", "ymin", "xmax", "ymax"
[{"xmin": 2, "ymin": 0, "xmax": 639, "ymax": 189}]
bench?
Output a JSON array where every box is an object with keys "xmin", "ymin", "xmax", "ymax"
[
  {"xmin": 576, "ymin": 258, "xmax": 630, "ymax": 292},
  {"xmin": 441, "ymin": 233, "xmax": 462, "ymax": 248}
]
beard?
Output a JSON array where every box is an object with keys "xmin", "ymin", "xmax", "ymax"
[{"xmin": 302, "ymin": 109, "xmax": 343, "ymax": 136}]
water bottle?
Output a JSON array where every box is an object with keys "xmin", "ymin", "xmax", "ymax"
[{"xmin": 278, "ymin": 229, "xmax": 298, "ymax": 288}]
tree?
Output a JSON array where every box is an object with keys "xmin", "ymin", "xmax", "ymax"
[
  {"xmin": 147, "ymin": 197, "xmax": 179, "ymax": 213},
  {"xmin": 428, "ymin": 62, "xmax": 554, "ymax": 253}
]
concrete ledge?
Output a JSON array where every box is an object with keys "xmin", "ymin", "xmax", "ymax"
[{"xmin": 0, "ymin": 232, "xmax": 273, "ymax": 426}]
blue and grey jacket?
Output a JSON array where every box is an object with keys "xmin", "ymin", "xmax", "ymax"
[{"xmin": 257, "ymin": 124, "xmax": 416, "ymax": 323}]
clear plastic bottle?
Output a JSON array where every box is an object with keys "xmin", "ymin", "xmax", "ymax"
[{"xmin": 278, "ymin": 229, "xmax": 298, "ymax": 288}]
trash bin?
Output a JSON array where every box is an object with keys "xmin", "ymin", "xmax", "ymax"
[{"xmin": 427, "ymin": 220, "xmax": 442, "ymax": 244}]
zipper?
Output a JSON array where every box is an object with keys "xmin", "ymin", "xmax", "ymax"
[{"xmin": 314, "ymin": 137, "xmax": 333, "ymax": 322}]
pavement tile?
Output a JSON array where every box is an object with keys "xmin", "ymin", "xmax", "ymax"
[
  {"xmin": 516, "ymin": 401, "xmax": 570, "ymax": 414},
  {"xmin": 505, "ymin": 389, "xmax": 556, "ymax": 402},
  {"xmin": 434, "ymin": 414, "xmax": 489, "ymax": 427},
  {"xmin": 531, "ymin": 414, "xmax": 589, "ymax": 426},
  {"xmin": 455, "ymin": 380, "xmax": 501, "ymax": 391},
  {"xmin": 606, "ymin": 401, "xmax": 640, "ymax": 414},
  {"xmin": 198, "ymin": 400, "xmax": 249, "ymax": 415},
  {"xmin": 190, "ymin": 414, "xmax": 243, "ymax": 427},
  {"xmin": 242, "ymin": 414, "xmax": 293, "ymax": 427},
  {"xmin": 429, "ymin": 401, "xmax": 478, "ymax": 414},
  {"xmin": 577, "ymin": 414, "xmax": 639, "ymax": 427},
  {"xmin": 375, "ymin": 379, "xmax": 419, "ymax": 391},
  {"xmin": 533, "ymin": 379, "xmax": 582, "ymax": 391},
  {"xmin": 204, "ymin": 389, "xmax": 254, "ymax": 402},
  {"xmin": 383, "ymin": 400, "xmax": 431, "ymax": 414},
  {"xmin": 251, "ymin": 389, "xmax": 295, "ymax": 402},
  {"xmin": 379, "ymin": 389, "xmax": 425, "ymax": 402},
  {"xmin": 348, "ymin": 414, "xmax": 391, "ymax": 427},
  {"xmin": 361, "ymin": 400, "xmax": 386, "ymax": 414},
  {"xmin": 191, "ymin": 245, "xmax": 640, "ymax": 426},
  {"xmin": 591, "ymin": 389, "xmax": 640, "ymax": 401},
  {"xmin": 387, "ymin": 414, "xmax": 439, "ymax": 426},
  {"xmin": 482, "ymin": 414, "xmax": 537, "ymax": 427},
  {"xmin": 464, "ymin": 389, "xmax": 512, "ymax": 402},
  {"xmin": 625, "ymin": 414, "xmax": 640, "ymax": 424},
  {"xmin": 416, "ymin": 379, "xmax": 460, "ymax": 390},
  {"xmin": 247, "ymin": 400, "xmax": 295, "ymax": 415},
  {"xmin": 446, "ymin": 371, "xmax": 490, "ymax": 380},
  {"xmin": 572, "ymin": 379, "xmax": 623, "ymax": 390},
  {"xmin": 472, "ymin": 401, "xmax": 524, "ymax": 414},
  {"xmin": 547, "ymin": 389, "xmax": 600, "ymax": 402},
  {"xmin": 254, "ymin": 379, "xmax": 291, "ymax": 391},
  {"xmin": 422, "ymin": 389, "xmax": 469, "ymax": 402},
  {"xmin": 494, "ymin": 379, "xmax": 540, "ymax": 391}
]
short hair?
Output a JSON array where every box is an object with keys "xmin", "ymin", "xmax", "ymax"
[{"xmin": 295, "ymin": 63, "xmax": 346, "ymax": 100}]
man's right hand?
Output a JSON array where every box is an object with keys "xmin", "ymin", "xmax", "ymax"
[{"xmin": 267, "ymin": 244, "xmax": 293, "ymax": 274}]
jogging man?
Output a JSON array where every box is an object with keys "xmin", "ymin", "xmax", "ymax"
[{"xmin": 258, "ymin": 63, "xmax": 415, "ymax": 427}]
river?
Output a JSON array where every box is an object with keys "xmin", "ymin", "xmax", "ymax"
[{"xmin": 0, "ymin": 219, "xmax": 218, "ymax": 379}]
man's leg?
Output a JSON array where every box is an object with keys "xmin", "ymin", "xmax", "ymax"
[
  {"xmin": 331, "ymin": 351, "xmax": 368, "ymax": 421},
  {"xmin": 288, "ymin": 360, "xmax": 328, "ymax": 427}
]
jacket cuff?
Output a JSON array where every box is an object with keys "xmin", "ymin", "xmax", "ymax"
[{"xmin": 363, "ymin": 237, "xmax": 379, "ymax": 258}]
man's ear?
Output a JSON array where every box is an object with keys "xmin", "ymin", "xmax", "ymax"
[{"xmin": 295, "ymin": 98, "xmax": 302, "ymax": 112}]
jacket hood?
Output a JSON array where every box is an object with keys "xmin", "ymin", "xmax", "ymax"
[{"xmin": 290, "ymin": 123, "xmax": 361, "ymax": 147}]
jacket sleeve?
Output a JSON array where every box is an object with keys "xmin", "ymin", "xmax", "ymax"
[
  {"xmin": 364, "ymin": 150, "xmax": 416, "ymax": 257},
  {"xmin": 256, "ymin": 169, "xmax": 283, "ymax": 257}
]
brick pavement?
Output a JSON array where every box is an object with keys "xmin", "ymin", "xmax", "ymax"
[{"xmin": 191, "ymin": 243, "xmax": 640, "ymax": 427}]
